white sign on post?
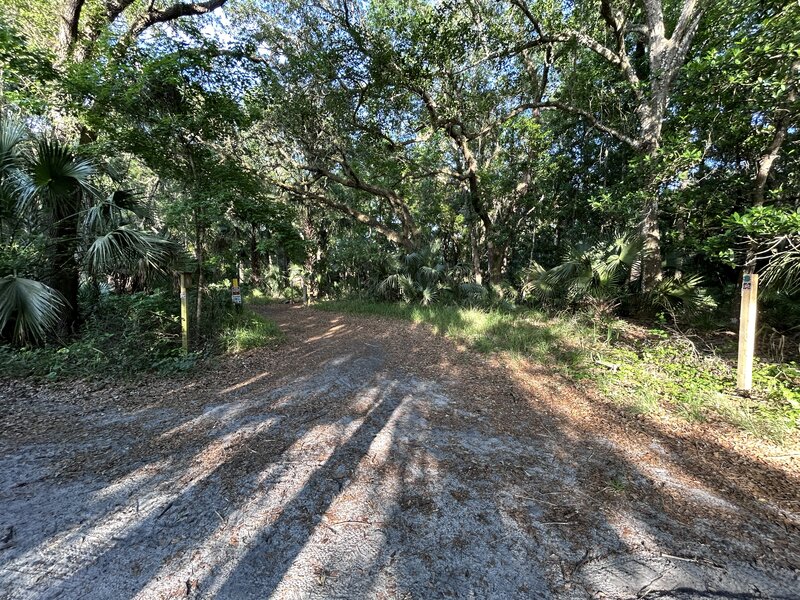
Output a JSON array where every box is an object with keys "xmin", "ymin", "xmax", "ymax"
[
  {"xmin": 231, "ymin": 278, "xmax": 242, "ymax": 305},
  {"xmin": 737, "ymin": 273, "xmax": 758, "ymax": 391}
]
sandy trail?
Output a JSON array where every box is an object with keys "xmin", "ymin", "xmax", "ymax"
[{"xmin": 0, "ymin": 305, "xmax": 798, "ymax": 599}]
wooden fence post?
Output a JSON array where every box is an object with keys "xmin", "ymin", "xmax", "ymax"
[
  {"xmin": 736, "ymin": 273, "xmax": 758, "ymax": 391},
  {"xmin": 180, "ymin": 272, "xmax": 189, "ymax": 353}
]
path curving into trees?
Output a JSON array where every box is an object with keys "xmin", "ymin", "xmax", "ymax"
[{"xmin": 1, "ymin": 305, "xmax": 798, "ymax": 599}]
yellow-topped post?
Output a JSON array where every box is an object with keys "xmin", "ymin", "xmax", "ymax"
[
  {"xmin": 180, "ymin": 272, "xmax": 190, "ymax": 353},
  {"xmin": 737, "ymin": 272, "xmax": 758, "ymax": 391}
]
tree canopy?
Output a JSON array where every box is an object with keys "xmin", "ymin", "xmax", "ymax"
[{"xmin": 1, "ymin": 0, "xmax": 798, "ymax": 341}]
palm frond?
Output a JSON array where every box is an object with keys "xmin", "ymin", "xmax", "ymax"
[
  {"xmin": 84, "ymin": 227, "xmax": 176, "ymax": 276},
  {"xmin": 378, "ymin": 273, "xmax": 416, "ymax": 300},
  {"xmin": 0, "ymin": 118, "xmax": 27, "ymax": 212},
  {"xmin": 83, "ymin": 190, "xmax": 143, "ymax": 234},
  {"xmin": 613, "ymin": 234, "xmax": 644, "ymax": 268},
  {"xmin": 109, "ymin": 189, "xmax": 146, "ymax": 216},
  {"xmin": 19, "ymin": 139, "xmax": 96, "ymax": 215},
  {"xmin": 446, "ymin": 263, "xmax": 472, "ymax": 283},
  {"xmin": 647, "ymin": 274, "xmax": 717, "ymax": 316},
  {"xmin": 544, "ymin": 257, "xmax": 593, "ymax": 291},
  {"xmin": 0, "ymin": 118, "xmax": 26, "ymax": 175},
  {"xmin": 760, "ymin": 236, "xmax": 800, "ymax": 294},
  {"xmin": 0, "ymin": 276, "xmax": 66, "ymax": 344},
  {"xmin": 458, "ymin": 282, "xmax": 488, "ymax": 306},
  {"xmin": 417, "ymin": 264, "xmax": 444, "ymax": 286},
  {"xmin": 598, "ymin": 234, "xmax": 643, "ymax": 285},
  {"xmin": 403, "ymin": 252, "xmax": 423, "ymax": 269},
  {"xmin": 420, "ymin": 286, "xmax": 437, "ymax": 306},
  {"xmin": 520, "ymin": 262, "xmax": 556, "ymax": 300}
]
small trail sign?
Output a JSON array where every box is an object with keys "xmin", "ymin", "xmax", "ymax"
[
  {"xmin": 736, "ymin": 273, "xmax": 758, "ymax": 392},
  {"xmin": 231, "ymin": 278, "xmax": 242, "ymax": 311}
]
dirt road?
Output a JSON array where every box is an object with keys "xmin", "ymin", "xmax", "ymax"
[{"xmin": 1, "ymin": 305, "xmax": 798, "ymax": 599}]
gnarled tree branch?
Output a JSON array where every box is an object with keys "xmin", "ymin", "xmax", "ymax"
[{"xmin": 127, "ymin": 0, "xmax": 228, "ymax": 39}]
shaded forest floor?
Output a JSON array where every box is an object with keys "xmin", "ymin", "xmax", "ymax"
[{"xmin": 0, "ymin": 305, "xmax": 798, "ymax": 599}]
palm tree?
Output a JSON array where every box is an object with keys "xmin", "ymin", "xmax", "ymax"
[
  {"xmin": 0, "ymin": 119, "xmax": 66, "ymax": 344},
  {"xmin": 17, "ymin": 138, "xmax": 95, "ymax": 331},
  {"xmin": 522, "ymin": 235, "xmax": 643, "ymax": 309},
  {"xmin": 83, "ymin": 190, "xmax": 178, "ymax": 290},
  {"xmin": 521, "ymin": 233, "xmax": 716, "ymax": 320},
  {"xmin": 1, "ymin": 116, "xmax": 179, "ymax": 342},
  {"xmin": 377, "ymin": 243, "xmax": 451, "ymax": 305}
]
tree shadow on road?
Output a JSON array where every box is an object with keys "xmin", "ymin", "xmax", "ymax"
[{"xmin": 1, "ymin": 305, "xmax": 798, "ymax": 599}]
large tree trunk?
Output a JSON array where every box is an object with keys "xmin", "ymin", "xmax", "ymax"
[
  {"xmin": 640, "ymin": 194, "xmax": 662, "ymax": 290},
  {"xmin": 460, "ymin": 137, "xmax": 500, "ymax": 284},
  {"xmin": 470, "ymin": 223, "xmax": 483, "ymax": 286},
  {"xmin": 638, "ymin": 103, "xmax": 665, "ymax": 291},
  {"xmin": 673, "ymin": 213, "xmax": 686, "ymax": 280},
  {"xmin": 56, "ymin": 0, "xmax": 85, "ymax": 61},
  {"xmin": 276, "ymin": 245, "xmax": 289, "ymax": 290},
  {"xmin": 316, "ymin": 223, "xmax": 329, "ymax": 297},
  {"xmin": 301, "ymin": 209, "xmax": 318, "ymax": 303}
]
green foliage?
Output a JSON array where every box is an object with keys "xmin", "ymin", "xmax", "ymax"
[
  {"xmin": 0, "ymin": 276, "xmax": 65, "ymax": 344},
  {"xmin": 600, "ymin": 342, "xmax": 799, "ymax": 443},
  {"xmin": 84, "ymin": 226, "xmax": 176, "ymax": 278},
  {"xmin": 0, "ymin": 18, "xmax": 56, "ymax": 112},
  {"xmin": 522, "ymin": 235, "xmax": 642, "ymax": 308},
  {"xmin": 0, "ymin": 289, "xmax": 283, "ymax": 379},
  {"xmin": 377, "ymin": 245, "xmax": 450, "ymax": 305},
  {"xmin": 0, "ymin": 116, "xmax": 27, "ymax": 220},
  {"xmin": 219, "ymin": 309, "xmax": 282, "ymax": 354},
  {"xmin": 0, "ymin": 291, "xmax": 183, "ymax": 378},
  {"xmin": 521, "ymin": 235, "xmax": 717, "ymax": 321},
  {"xmin": 643, "ymin": 275, "xmax": 718, "ymax": 321},
  {"xmin": 0, "ymin": 116, "xmax": 180, "ymax": 339}
]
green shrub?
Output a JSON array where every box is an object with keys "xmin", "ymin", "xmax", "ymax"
[
  {"xmin": 0, "ymin": 290, "xmax": 183, "ymax": 379},
  {"xmin": 0, "ymin": 287, "xmax": 282, "ymax": 380}
]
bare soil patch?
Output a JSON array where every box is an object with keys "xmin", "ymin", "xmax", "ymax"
[{"xmin": 1, "ymin": 304, "xmax": 798, "ymax": 599}]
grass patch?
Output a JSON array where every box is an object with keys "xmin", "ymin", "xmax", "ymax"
[
  {"xmin": 598, "ymin": 340, "xmax": 799, "ymax": 443},
  {"xmin": 219, "ymin": 309, "xmax": 283, "ymax": 353},
  {"xmin": 318, "ymin": 299, "xmax": 592, "ymax": 373},
  {"xmin": 319, "ymin": 298, "xmax": 799, "ymax": 444}
]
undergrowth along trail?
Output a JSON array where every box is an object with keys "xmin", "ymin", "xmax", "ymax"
[{"xmin": 319, "ymin": 299, "xmax": 800, "ymax": 444}]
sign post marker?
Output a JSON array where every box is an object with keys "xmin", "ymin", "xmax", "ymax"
[
  {"xmin": 736, "ymin": 273, "xmax": 758, "ymax": 391},
  {"xmin": 231, "ymin": 277, "xmax": 242, "ymax": 313},
  {"xmin": 180, "ymin": 272, "xmax": 190, "ymax": 353}
]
